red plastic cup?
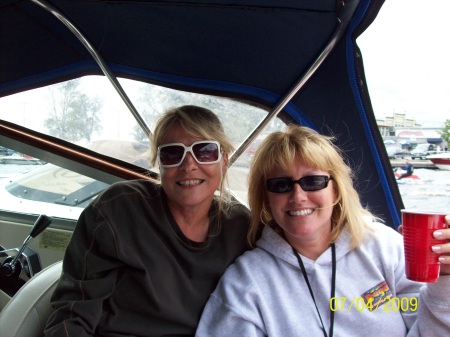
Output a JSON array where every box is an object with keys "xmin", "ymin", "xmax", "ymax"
[{"xmin": 401, "ymin": 210, "xmax": 447, "ymax": 283}]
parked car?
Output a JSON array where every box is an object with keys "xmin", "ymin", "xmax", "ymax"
[
  {"xmin": 411, "ymin": 143, "xmax": 437, "ymax": 160},
  {"xmin": 385, "ymin": 146, "xmax": 410, "ymax": 159}
]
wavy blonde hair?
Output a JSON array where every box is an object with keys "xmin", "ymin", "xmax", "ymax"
[{"xmin": 248, "ymin": 125, "xmax": 375, "ymax": 248}]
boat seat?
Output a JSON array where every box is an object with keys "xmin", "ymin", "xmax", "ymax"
[{"xmin": 0, "ymin": 261, "xmax": 62, "ymax": 337}]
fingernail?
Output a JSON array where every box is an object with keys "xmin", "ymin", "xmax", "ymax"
[
  {"xmin": 432, "ymin": 245, "xmax": 442, "ymax": 252},
  {"xmin": 434, "ymin": 231, "xmax": 443, "ymax": 238},
  {"xmin": 439, "ymin": 256, "xmax": 446, "ymax": 263}
]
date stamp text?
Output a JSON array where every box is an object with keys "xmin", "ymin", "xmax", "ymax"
[{"xmin": 329, "ymin": 296, "xmax": 418, "ymax": 312}]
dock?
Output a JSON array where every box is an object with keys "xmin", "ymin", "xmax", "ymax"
[{"xmin": 390, "ymin": 159, "xmax": 437, "ymax": 169}]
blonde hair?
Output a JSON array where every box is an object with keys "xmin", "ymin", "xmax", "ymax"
[
  {"xmin": 151, "ymin": 105, "xmax": 235, "ymax": 220},
  {"xmin": 248, "ymin": 125, "xmax": 375, "ymax": 248}
]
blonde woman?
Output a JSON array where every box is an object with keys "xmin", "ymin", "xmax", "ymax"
[
  {"xmin": 196, "ymin": 125, "xmax": 450, "ymax": 337},
  {"xmin": 45, "ymin": 106, "xmax": 251, "ymax": 337}
]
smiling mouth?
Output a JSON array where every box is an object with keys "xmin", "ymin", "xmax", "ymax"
[
  {"xmin": 177, "ymin": 179, "xmax": 204, "ymax": 186},
  {"xmin": 288, "ymin": 209, "xmax": 314, "ymax": 216}
]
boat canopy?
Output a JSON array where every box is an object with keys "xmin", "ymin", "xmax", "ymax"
[{"xmin": 0, "ymin": 0, "xmax": 404, "ymax": 227}]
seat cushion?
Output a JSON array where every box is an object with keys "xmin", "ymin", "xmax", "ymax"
[{"xmin": 0, "ymin": 261, "xmax": 62, "ymax": 337}]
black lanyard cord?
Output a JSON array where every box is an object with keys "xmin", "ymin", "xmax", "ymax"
[{"xmin": 292, "ymin": 243, "xmax": 336, "ymax": 337}]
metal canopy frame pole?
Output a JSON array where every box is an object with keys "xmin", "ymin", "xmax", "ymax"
[
  {"xmin": 30, "ymin": 0, "xmax": 152, "ymax": 138},
  {"xmin": 31, "ymin": 0, "xmax": 353, "ymax": 166},
  {"xmin": 229, "ymin": 18, "xmax": 344, "ymax": 166}
]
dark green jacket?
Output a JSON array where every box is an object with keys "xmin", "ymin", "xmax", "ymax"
[{"xmin": 45, "ymin": 180, "xmax": 250, "ymax": 337}]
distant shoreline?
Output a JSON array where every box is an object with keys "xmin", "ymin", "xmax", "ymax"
[{"xmin": 390, "ymin": 159, "xmax": 436, "ymax": 169}]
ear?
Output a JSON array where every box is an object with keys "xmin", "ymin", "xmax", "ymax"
[
  {"xmin": 332, "ymin": 179, "xmax": 338, "ymax": 202},
  {"xmin": 222, "ymin": 152, "xmax": 229, "ymax": 168},
  {"xmin": 220, "ymin": 153, "xmax": 229, "ymax": 176}
]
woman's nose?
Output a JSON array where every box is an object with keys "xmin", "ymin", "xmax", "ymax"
[
  {"xmin": 180, "ymin": 152, "xmax": 198, "ymax": 171},
  {"xmin": 289, "ymin": 183, "xmax": 307, "ymax": 202}
]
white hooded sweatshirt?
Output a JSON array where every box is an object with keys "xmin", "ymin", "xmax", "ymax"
[{"xmin": 196, "ymin": 223, "xmax": 450, "ymax": 337}]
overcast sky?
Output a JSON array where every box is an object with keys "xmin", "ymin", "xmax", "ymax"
[{"xmin": 357, "ymin": 0, "xmax": 450, "ymax": 127}]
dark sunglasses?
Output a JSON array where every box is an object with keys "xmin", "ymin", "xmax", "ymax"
[
  {"xmin": 266, "ymin": 175, "xmax": 332, "ymax": 193},
  {"xmin": 157, "ymin": 141, "xmax": 222, "ymax": 167}
]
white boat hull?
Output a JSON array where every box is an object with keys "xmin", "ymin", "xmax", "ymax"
[{"xmin": 427, "ymin": 153, "xmax": 450, "ymax": 171}]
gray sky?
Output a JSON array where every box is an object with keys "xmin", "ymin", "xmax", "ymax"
[{"xmin": 357, "ymin": 0, "xmax": 450, "ymax": 127}]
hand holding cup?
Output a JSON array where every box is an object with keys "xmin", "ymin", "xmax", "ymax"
[
  {"xmin": 400, "ymin": 212, "xmax": 450, "ymax": 282},
  {"xmin": 430, "ymin": 214, "xmax": 450, "ymax": 275}
]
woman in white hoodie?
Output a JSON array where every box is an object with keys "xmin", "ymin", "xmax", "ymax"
[{"xmin": 196, "ymin": 125, "xmax": 450, "ymax": 337}]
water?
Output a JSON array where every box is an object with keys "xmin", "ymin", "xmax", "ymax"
[{"xmin": 397, "ymin": 168, "xmax": 450, "ymax": 213}]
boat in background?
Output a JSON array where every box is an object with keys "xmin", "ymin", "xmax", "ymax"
[
  {"xmin": 0, "ymin": 153, "xmax": 44, "ymax": 165},
  {"xmin": 427, "ymin": 152, "xmax": 450, "ymax": 171}
]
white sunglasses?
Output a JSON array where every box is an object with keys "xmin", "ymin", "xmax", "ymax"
[{"xmin": 157, "ymin": 141, "xmax": 222, "ymax": 167}]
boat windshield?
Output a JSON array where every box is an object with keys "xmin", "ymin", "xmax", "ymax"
[{"xmin": 0, "ymin": 78, "xmax": 287, "ymax": 220}]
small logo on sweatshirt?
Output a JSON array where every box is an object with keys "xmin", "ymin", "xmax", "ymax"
[{"xmin": 361, "ymin": 281, "xmax": 392, "ymax": 311}]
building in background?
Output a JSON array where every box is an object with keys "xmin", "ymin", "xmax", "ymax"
[{"xmin": 377, "ymin": 112, "xmax": 447, "ymax": 150}]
